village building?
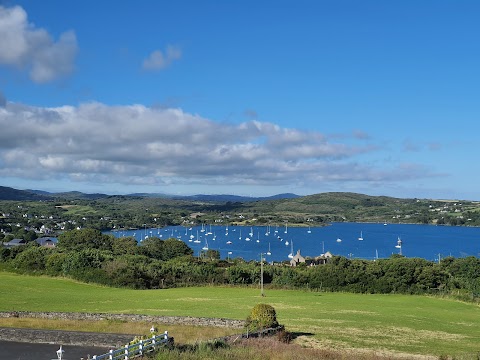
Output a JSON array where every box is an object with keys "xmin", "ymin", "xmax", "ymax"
[{"xmin": 290, "ymin": 250, "xmax": 333, "ymax": 267}]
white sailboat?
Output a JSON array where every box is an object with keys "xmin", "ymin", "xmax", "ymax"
[
  {"xmin": 336, "ymin": 237, "xmax": 342, "ymax": 243},
  {"xmin": 358, "ymin": 231, "xmax": 364, "ymax": 241},
  {"xmin": 395, "ymin": 237, "xmax": 403, "ymax": 255},
  {"xmin": 288, "ymin": 240, "xmax": 294, "ymax": 259},
  {"xmin": 284, "ymin": 223, "xmax": 288, "ymax": 234},
  {"xmin": 307, "ymin": 226, "xmax": 311, "ymax": 234},
  {"xmin": 395, "ymin": 237, "xmax": 402, "ymax": 249},
  {"xmin": 193, "ymin": 230, "xmax": 201, "ymax": 244},
  {"xmin": 202, "ymin": 239, "xmax": 209, "ymax": 251},
  {"xmin": 200, "ymin": 223, "xmax": 205, "ymax": 232},
  {"xmin": 239, "ymin": 229, "xmax": 242, "ymax": 240},
  {"xmin": 267, "ymin": 242, "xmax": 271, "ymax": 256}
]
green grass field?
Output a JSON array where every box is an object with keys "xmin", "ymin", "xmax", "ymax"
[{"xmin": 1, "ymin": 272, "xmax": 479, "ymax": 358}]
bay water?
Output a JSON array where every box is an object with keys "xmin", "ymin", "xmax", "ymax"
[{"xmin": 109, "ymin": 222, "xmax": 480, "ymax": 263}]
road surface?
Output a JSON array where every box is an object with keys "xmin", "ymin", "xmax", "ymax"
[{"xmin": 0, "ymin": 340, "xmax": 110, "ymax": 360}]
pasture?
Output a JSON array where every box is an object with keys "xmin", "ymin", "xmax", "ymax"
[{"xmin": 1, "ymin": 272, "xmax": 479, "ymax": 358}]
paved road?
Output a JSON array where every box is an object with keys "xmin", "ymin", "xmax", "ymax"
[{"xmin": 0, "ymin": 340, "xmax": 110, "ymax": 360}]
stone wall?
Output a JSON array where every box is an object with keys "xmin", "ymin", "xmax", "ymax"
[{"xmin": 0, "ymin": 311, "xmax": 245, "ymax": 328}]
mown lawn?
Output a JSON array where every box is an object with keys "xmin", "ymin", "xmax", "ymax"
[{"xmin": 1, "ymin": 272, "xmax": 479, "ymax": 358}]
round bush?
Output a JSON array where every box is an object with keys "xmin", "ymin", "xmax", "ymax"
[{"xmin": 245, "ymin": 303, "xmax": 279, "ymax": 331}]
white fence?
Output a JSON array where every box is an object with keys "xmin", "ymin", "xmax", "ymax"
[{"xmin": 91, "ymin": 331, "xmax": 169, "ymax": 360}]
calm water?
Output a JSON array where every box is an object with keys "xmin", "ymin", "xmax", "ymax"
[{"xmin": 108, "ymin": 223, "xmax": 480, "ymax": 262}]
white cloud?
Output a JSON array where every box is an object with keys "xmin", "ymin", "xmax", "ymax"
[
  {"xmin": 0, "ymin": 101, "xmax": 438, "ymax": 191},
  {"xmin": 0, "ymin": 5, "xmax": 78, "ymax": 83},
  {"xmin": 142, "ymin": 45, "xmax": 181, "ymax": 71}
]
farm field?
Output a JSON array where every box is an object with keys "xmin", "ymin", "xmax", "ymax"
[{"xmin": 1, "ymin": 272, "xmax": 479, "ymax": 358}]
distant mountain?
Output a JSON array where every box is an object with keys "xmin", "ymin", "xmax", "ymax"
[
  {"xmin": 0, "ymin": 186, "xmax": 51, "ymax": 201},
  {"xmin": 1, "ymin": 186, "xmax": 299, "ymax": 202},
  {"xmin": 172, "ymin": 193, "xmax": 300, "ymax": 202},
  {"xmin": 16, "ymin": 188, "xmax": 108, "ymax": 200},
  {"xmin": 53, "ymin": 191, "xmax": 110, "ymax": 200},
  {"xmin": 126, "ymin": 193, "xmax": 171, "ymax": 198}
]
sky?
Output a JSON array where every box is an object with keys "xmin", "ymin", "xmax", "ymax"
[{"xmin": 0, "ymin": 1, "xmax": 479, "ymax": 200}]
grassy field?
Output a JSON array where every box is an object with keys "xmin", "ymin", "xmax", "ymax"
[{"xmin": 1, "ymin": 272, "xmax": 479, "ymax": 358}]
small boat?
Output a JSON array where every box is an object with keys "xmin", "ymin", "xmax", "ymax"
[
  {"xmin": 307, "ymin": 226, "xmax": 311, "ymax": 234},
  {"xmin": 336, "ymin": 237, "xmax": 342, "ymax": 243},
  {"xmin": 284, "ymin": 223, "xmax": 288, "ymax": 234},
  {"xmin": 193, "ymin": 230, "xmax": 201, "ymax": 244},
  {"xmin": 287, "ymin": 240, "xmax": 294, "ymax": 259},
  {"xmin": 267, "ymin": 242, "xmax": 271, "ymax": 256},
  {"xmin": 226, "ymin": 240, "xmax": 232, "ymax": 245},
  {"xmin": 395, "ymin": 237, "xmax": 402, "ymax": 249},
  {"xmin": 202, "ymin": 239, "xmax": 209, "ymax": 251},
  {"xmin": 358, "ymin": 231, "xmax": 363, "ymax": 241}
]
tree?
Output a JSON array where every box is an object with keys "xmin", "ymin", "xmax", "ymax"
[
  {"xmin": 202, "ymin": 249, "xmax": 220, "ymax": 260},
  {"xmin": 245, "ymin": 303, "xmax": 279, "ymax": 331},
  {"xmin": 57, "ymin": 228, "xmax": 114, "ymax": 251},
  {"xmin": 112, "ymin": 236, "xmax": 137, "ymax": 256}
]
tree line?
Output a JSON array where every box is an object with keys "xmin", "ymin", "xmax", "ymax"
[{"xmin": 1, "ymin": 228, "xmax": 480, "ymax": 300}]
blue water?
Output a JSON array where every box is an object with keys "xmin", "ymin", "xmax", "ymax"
[{"xmin": 108, "ymin": 223, "xmax": 480, "ymax": 262}]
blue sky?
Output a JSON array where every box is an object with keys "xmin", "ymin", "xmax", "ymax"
[{"xmin": 0, "ymin": 1, "xmax": 479, "ymax": 199}]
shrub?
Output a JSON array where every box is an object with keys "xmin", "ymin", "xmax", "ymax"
[{"xmin": 245, "ymin": 303, "xmax": 279, "ymax": 332}]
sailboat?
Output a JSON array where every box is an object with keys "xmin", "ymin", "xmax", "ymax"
[
  {"xmin": 239, "ymin": 229, "xmax": 242, "ymax": 240},
  {"xmin": 200, "ymin": 223, "xmax": 205, "ymax": 232},
  {"xmin": 193, "ymin": 230, "xmax": 201, "ymax": 244},
  {"xmin": 307, "ymin": 226, "xmax": 311, "ymax": 234},
  {"xmin": 225, "ymin": 224, "xmax": 229, "ymax": 236},
  {"xmin": 358, "ymin": 231, "xmax": 364, "ymax": 241},
  {"xmin": 287, "ymin": 240, "xmax": 294, "ymax": 259},
  {"xmin": 202, "ymin": 239, "xmax": 209, "ymax": 251},
  {"xmin": 249, "ymin": 227, "xmax": 253, "ymax": 237},
  {"xmin": 284, "ymin": 223, "xmax": 288, "ymax": 234},
  {"xmin": 336, "ymin": 237, "xmax": 342, "ymax": 243},
  {"xmin": 267, "ymin": 242, "xmax": 271, "ymax": 256},
  {"xmin": 395, "ymin": 237, "xmax": 402, "ymax": 249}
]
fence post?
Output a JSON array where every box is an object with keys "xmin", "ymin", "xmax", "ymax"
[
  {"xmin": 164, "ymin": 330, "xmax": 168, "ymax": 342},
  {"xmin": 139, "ymin": 339, "xmax": 143, "ymax": 355},
  {"xmin": 109, "ymin": 349, "xmax": 113, "ymax": 360},
  {"xmin": 124, "ymin": 344, "xmax": 129, "ymax": 360},
  {"xmin": 152, "ymin": 334, "xmax": 156, "ymax": 350}
]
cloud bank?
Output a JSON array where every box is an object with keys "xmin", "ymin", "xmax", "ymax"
[
  {"xmin": 0, "ymin": 101, "xmax": 435, "ymax": 192},
  {"xmin": 0, "ymin": 5, "xmax": 78, "ymax": 83}
]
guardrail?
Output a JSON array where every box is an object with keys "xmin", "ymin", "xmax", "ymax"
[{"xmin": 92, "ymin": 331, "xmax": 169, "ymax": 360}]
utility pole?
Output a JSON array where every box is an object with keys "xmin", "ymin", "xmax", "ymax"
[{"xmin": 260, "ymin": 253, "xmax": 265, "ymax": 297}]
